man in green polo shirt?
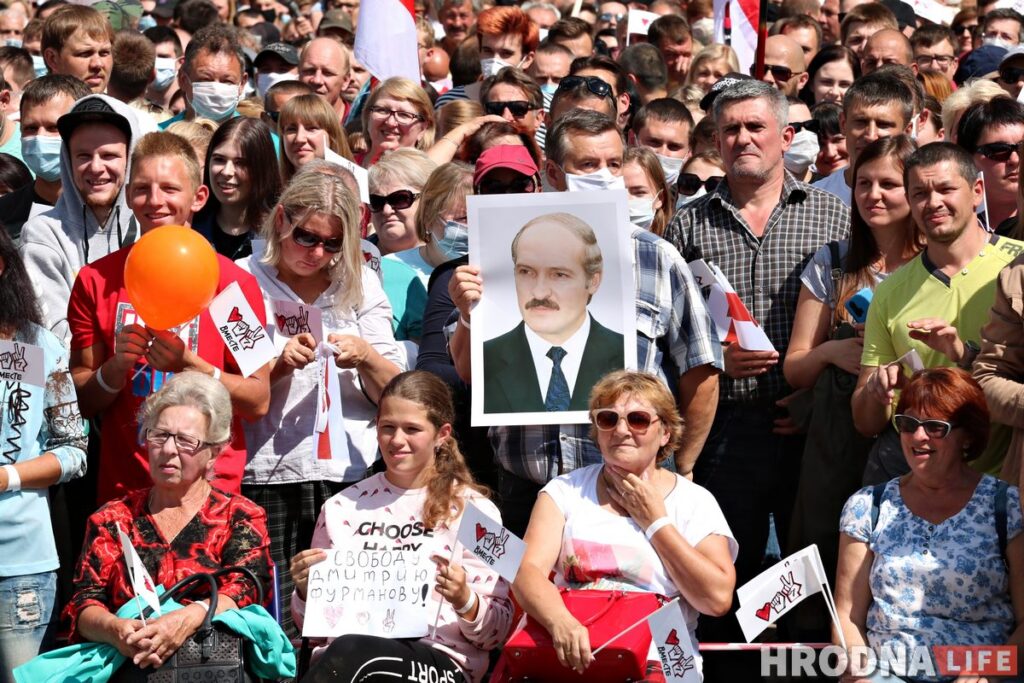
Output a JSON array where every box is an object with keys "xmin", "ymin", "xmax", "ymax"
[{"xmin": 853, "ymin": 142, "xmax": 1023, "ymax": 478}]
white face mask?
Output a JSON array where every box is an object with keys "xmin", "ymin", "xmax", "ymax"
[
  {"xmin": 655, "ymin": 153, "xmax": 685, "ymax": 187},
  {"xmin": 676, "ymin": 185, "xmax": 707, "ymax": 209},
  {"xmin": 188, "ymin": 80, "xmax": 241, "ymax": 121},
  {"xmin": 564, "ymin": 166, "xmax": 627, "ymax": 192},
  {"xmin": 256, "ymin": 71, "xmax": 294, "ymax": 98},
  {"xmin": 983, "ymin": 35, "xmax": 1016, "ymax": 49},
  {"xmin": 628, "ymin": 197, "xmax": 657, "ymax": 230},
  {"xmin": 784, "ymin": 129, "xmax": 820, "ymax": 177},
  {"xmin": 480, "ymin": 56, "xmax": 515, "ymax": 78},
  {"xmin": 31, "ymin": 54, "xmax": 46, "ymax": 78},
  {"xmin": 153, "ymin": 57, "xmax": 177, "ymax": 91}
]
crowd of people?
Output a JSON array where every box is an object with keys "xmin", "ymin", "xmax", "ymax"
[{"xmin": 1, "ymin": 0, "xmax": 1024, "ymax": 680}]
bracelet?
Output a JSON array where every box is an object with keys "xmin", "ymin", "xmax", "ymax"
[
  {"xmin": 95, "ymin": 364, "xmax": 119, "ymax": 394},
  {"xmin": 645, "ymin": 516, "xmax": 672, "ymax": 541},
  {"xmin": 454, "ymin": 590, "xmax": 478, "ymax": 616},
  {"xmin": 439, "ymin": 136, "xmax": 460, "ymax": 148},
  {"xmin": 2, "ymin": 465, "xmax": 21, "ymax": 492},
  {"xmin": 211, "ymin": 367, "xmax": 222, "ymax": 382},
  {"xmin": 191, "ymin": 599, "xmax": 210, "ymax": 613},
  {"xmin": 458, "ymin": 315, "xmax": 471, "ymax": 330}
]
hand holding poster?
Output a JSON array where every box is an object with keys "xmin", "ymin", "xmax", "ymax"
[{"xmin": 302, "ymin": 539, "xmax": 435, "ymax": 639}]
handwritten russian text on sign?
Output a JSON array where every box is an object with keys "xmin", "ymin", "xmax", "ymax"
[
  {"xmin": 455, "ymin": 500, "xmax": 527, "ymax": 583},
  {"xmin": 0, "ymin": 340, "xmax": 44, "ymax": 387},
  {"xmin": 208, "ymin": 282, "xmax": 276, "ymax": 377},
  {"xmin": 302, "ymin": 542, "xmax": 435, "ymax": 639}
]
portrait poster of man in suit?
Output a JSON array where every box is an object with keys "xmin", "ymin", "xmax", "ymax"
[{"xmin": 469, "ymin": 192, "xmax": 636, "ymax": 427}]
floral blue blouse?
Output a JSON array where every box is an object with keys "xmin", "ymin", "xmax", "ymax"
[{"xmin": 840, "ymin": 476, "xmax": 1022, "ymax": 663}]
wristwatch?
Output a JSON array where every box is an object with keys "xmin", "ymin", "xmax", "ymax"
[{"xmin": 958, "ymin": 340, "xmax": 980, "ymax": 370}]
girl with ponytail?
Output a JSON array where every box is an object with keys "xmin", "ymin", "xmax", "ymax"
[{"xmin": 289, "ymin": 371, "xmax": 512, "ymax": 683}]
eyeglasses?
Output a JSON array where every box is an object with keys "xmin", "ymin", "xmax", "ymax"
[
  {"xmin": 975, "ymin": 141, "xmax": 1020, "ymax": 162},
  {"xmin": 289, "ymin": 225, "xmax": 344, "ymax": 253},
  {"xmin": 892, "ymin": 414, "xmax": 955, "ymax": 439},
  {"xmin": 557, "ymin": 75, "xmax": 616, "ymax": 104},
  {"xmin": 369, "ymin": 189, "xmax": 420, "ymax": 212},
  {"xmin": 751, "ymin": 63, "xmax": 802, "ymax": 81},
  {"xmin": 484, "ymin": 100, "xmax": 537, "ymax": 118},
  {"xmin": 790, "ymin": 119, "xmax": 819, "ymax": 135},
  {"xmin": 476, "ymin": 175, "xmax": 537, "ymax": 195},
  {"xmin": 592, "ymin": 408, "xmax": 661, "ymax": 434},
  {"xmin": 677, "ymin": 173, "xmax": 723, "ymax": 196},
  {"xmin": 952, "ymin": 22, "xmax": 976, "ymax": 34},
  {"xmin": 999, "ymin": 66, "xmax": 1024, "ymax": 84},
  {"xmin": 368, "ymin": 106, "xmax": 424, "ymax": 126},
  {"xmin": 264, "ymin": 110, "xmax": 280, "ymax": 123},
  {"xmin": 145, "ymin": 429, "xmax": 211, "ymax": 455},
  {"xmin": 914, "ymin": 54, "xmax": 955, "ymax": 69},
  {"xmin": 599, "ymin": 11, "xmax": 625, "ymax": 22}
]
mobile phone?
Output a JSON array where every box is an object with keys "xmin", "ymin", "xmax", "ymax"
[{"xmin": 844, "ymin": 288, "xmax": 873, "ymax": 324}]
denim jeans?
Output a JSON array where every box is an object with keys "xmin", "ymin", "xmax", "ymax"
[{"xmin": 0, "ymin": 571, "xmax": 57, "ymax": 683}]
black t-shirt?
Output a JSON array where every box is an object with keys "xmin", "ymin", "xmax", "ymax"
[{"xmin": 0, "ymin": 183, "xmax": 52, "ymax": 243}]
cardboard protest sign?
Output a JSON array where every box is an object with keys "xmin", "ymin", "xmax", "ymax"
[
  {"xmin": 456, "ymin": 500, "xmax": 527, "ymax": 583},
  {"xmin": 302, "ymin": 542, "xmax": 436, "ymax": 639},
  {"xmin": 208, "ymin": 282, "xmax": 276, "ymax": 377},
  {"xmin": 0, "ymin": 340, "xmax": 45, "ymax": 388}
]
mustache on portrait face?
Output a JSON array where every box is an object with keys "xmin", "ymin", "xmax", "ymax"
[{"xmin": 526, "ymin": 298, "xmax": 559, "ymax": 310}]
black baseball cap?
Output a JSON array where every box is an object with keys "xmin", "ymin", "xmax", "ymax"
[
  {"xmin": 255, "ymin": 42, "xmax": 299, "ymax": 68},
  {"xmin": 700, "ymin": 72, "xmax": 754, "ymax": 112},
  {"xmin": 57, "ymin": 97, "xmax": 132, "ymax": 143}
]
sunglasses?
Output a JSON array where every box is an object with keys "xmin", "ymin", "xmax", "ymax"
[
  {"xmin": 557, "ymin": 75, "xmax": 615, "ymax": 103},
  {"xmin": 369, "ymin": 189, "xmax": 420, "ymax": 213},
  {"xmin": 952, "ymin": 22, "xmax": 976, "ymax": 34},
  {"xmin": 264, "ymin": 110, "xmax": 280, "ymax": 123},
  {"xmin": 751, "ymin": 63, "xmax": 802, "ymax": 81},
  {"xmin": 677, "ymin": 173, "xmax": 723, "ymax": 196},
  {"xmin": 484, "ymin": 100, "xmax": 535, "ymax": 118},
  {"xmin": 892, "ymin": 414, "xmax": 955, "ymax": 439},
  {"xmin": 790, "ymin": 119, "xmax": 819, "ymax": 135},
  {"xmin": 477, "ymin": 175, "xmax": 537, "ymax": 195},
  {"xmin": 290, "ymin": 225, "xmax": 344, "ymax": 253},
  {"xmin": 975, "ymin": 141, "xmax": 1020, "ymax": 162},
  {"xmin": 999, "ymin": 66, "xmax": 1024, "ymax": 84},
  {"xmin": 599, "ymin": 11, "xmax": 625, "ymax": 21},
  {"xmin": 592, "ymin": 408, "xmax": 661, "ymax": 433}
]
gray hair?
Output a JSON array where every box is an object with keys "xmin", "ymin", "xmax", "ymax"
[
  {"xmin": 436, "ymin": 0, "xmax": 482, "ymax": 12},
  {"xmin": 710, "ymin": 79, "xmax": 789, "ymax": 132},
  {"xmin": 546, "ymin": 108, "xmax": 621, "ymax": 167},
  {"xmin": 139, "ymin": 371, "xmax": 233, "ymax": 445},
  {"xmin": 368, "ymin": 148, "xmax": 437, "ymax": 194},
  {"xmin": 521, "ymin": 2, "xmax": 561, "ymax": 19},
  {"xmin": 511, "ymin": 212, "xmax": 603, "ymax": 281}
]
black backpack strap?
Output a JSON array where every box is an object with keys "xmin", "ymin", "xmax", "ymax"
[
  {"xmin": 995, "ymin": 479, "xmax": 1009, "ymax": 559},
  {"xmin": 870, "ymin": 482, "xmax": 886, "ymax": 533},
  {"xmin": 827, "ymin": 240, "xmax": 844, "ymax": 282}
]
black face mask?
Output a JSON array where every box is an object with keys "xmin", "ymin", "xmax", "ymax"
[{"xmin": 261, "ymin": 8, "xmax": 277, "ymax": 21}]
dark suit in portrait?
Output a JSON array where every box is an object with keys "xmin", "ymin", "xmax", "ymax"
[{"xmin": 482, "ymin": 315, "xmax": 625, "ymax": 413}]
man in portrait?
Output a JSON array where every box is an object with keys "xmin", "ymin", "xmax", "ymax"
[{"xmin": 483, "ymin": 211, "xmax": 625, "ymax": 413}]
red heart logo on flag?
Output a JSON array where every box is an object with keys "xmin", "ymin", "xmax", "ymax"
[
  {"xmin": 363, "ymin": 251, "xmax": 372, "ymax": 262},
  {"xmin": 755, "ymin": 603, "xmax": 772, "ymax": 621},
  {"xmin": 475, "ymin": 522, "xmax": 486, "ymax": 541},
  {"xmin": 275, "ymin": 314, "xmax": 286, "ymax": 330},
  {"xmin": 665, "ymin": 628, "xmax": 680, "ymax": 646},
  {"xmin": 642, "ymin": 18, "xmax": 650, "ymax": 25},
  {"xmin": 227, "ymin": 306, "xmax": 243, "ymax": 323}
]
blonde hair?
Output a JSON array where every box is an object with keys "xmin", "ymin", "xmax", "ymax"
[
  {"xmin": 415, "ymin": 162, "xmax": 473, "ymax": 243},
  {"xmin": 941, "ymin": 79, "xmax": 1007, "ymax": 143},
  {"xmin": 166, "ymin": 119, "xmax": 216, "ymax": 170},
  {"xmin": 361, "ymin": 77, "xmax": 437, "ymax": 151},
  {"xmin": 368, "ymin": 148, "xmax": 437, "ymax": 195},
  {"xmin": 436, "ymin": 99, "xmax": 484, "ymax": 139},
  {"xmin": 588, "ymin": 371, "xmax": 683, "ymax": 463},
  {"xmin": 683, "ymin": 44, "xmax": 739, "ymax": 90},
  {"xmin": 279, "ymin": 93, "xmax": 354, "ymax": 184},
  {"xmin": 260, "ymin": 172, "xmax": 364, "ymax": 312},
  {"xmin": 131, "ymin": 131, "xmax": 202, "ymax": 191}
]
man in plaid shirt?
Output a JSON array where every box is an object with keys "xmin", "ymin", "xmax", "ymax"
[
  {"xmin": 448, "ymin": 109, "xmax": 723, "ymax": 537},
  {"xmin": 665, "ymin": 80, "xmax": 849, "ymax": 667}
]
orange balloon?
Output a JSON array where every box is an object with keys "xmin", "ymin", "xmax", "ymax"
[{"xmin": 124, "ymin": 225, "xmax": 220, "ymax": 330}]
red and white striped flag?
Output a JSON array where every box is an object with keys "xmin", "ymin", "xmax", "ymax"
[
  {"xmin": 354, "ymin": 0, "xmax": 420, "ymax": 83},
  {"xmin": 714, "ymin": 0, "xmax": 759, "ymax": 74}
]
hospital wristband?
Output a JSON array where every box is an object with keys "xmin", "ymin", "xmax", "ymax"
[
  {"xmin": 645, "ymin": 517, "xmax": 672, "ymax": 541},
  {"xmin": 459, "ymin": 315, "xmax": 471, "ymax": 330},
  {"xmin": 455, "ymin": 591, "xmax": 478, "ymax": 616}
]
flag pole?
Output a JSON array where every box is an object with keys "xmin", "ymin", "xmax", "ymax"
[
  {"xmin": 753, "ymin": 0, "xmax": 769, "ymax": 79},
  {"xmin": 592, "ymin": 598, "xmax": 680, "ymax": 655},
  {"xmin": 431, "ymin": 541, "xmax": 460, "ymax": 637}
]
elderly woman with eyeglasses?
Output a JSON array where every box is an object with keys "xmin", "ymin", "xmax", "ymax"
[
  {"xmin": 360, "ymin": 77, "xmax": 436, "ymax": 167},
  {"xmin": 63, "ymin": 372, "xmax": 272, "ymax": 668},
  {"xmin": 512, "ymin": 371, "xmax": 737, "ymax": 678},
  {"xmin": 237, "ymin": 170, "xmax": 404, "ymax": 635},
  {"xmin": 835, "ymin": 368, "xmax": 1024, "ymax": 683}
]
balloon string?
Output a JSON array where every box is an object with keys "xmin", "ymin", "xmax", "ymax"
[{"xmin": 131, "ymin": 361, "xmax": 150, "ymax": 381}]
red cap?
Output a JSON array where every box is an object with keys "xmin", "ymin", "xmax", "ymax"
[{"xmin": 473, "ymin": 145, "xmax": 539, "ymax": 187}]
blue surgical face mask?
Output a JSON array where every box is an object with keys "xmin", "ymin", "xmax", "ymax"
[
  {"xmin": 435, "ymin": 219, "xmax": 468, "ymax": 260},
  {"xmin": 31, "ymin": 54, "xmax": 46, "ymax": 79},
  {"xmin": 4, "ymin": 38, "xmax": 21, "ymax": 48},
  {"xmin": 137, "ymin": 13, "xmax": 157, "ymax": 31},
  {"xmin": 22, "ymin": 135, "xmax": 62, "ymax": 182},
  {"xmin": 153, "ymin": 56, "xmax": 177, "ymax": 91},
  {"xmin": 539, "ymin": 82, "xmax": 558, "ymax": 99}
]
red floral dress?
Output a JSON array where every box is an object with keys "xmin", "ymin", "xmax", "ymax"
[{"xmin": 63, "ymin": 487, "xmax": 273, "ymax": 641}]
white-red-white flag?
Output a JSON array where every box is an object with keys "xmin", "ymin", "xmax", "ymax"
[
  {"xmin": 713, "ymin": 0, "xmax": 759, "ymax": 74},
  {"xmin": 117, "ymin": 523, "xmax": 162, "ymax": 618},
  {"xmin": 354, "ymin": 0, "xmax": 420, "ymax": 83}
]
